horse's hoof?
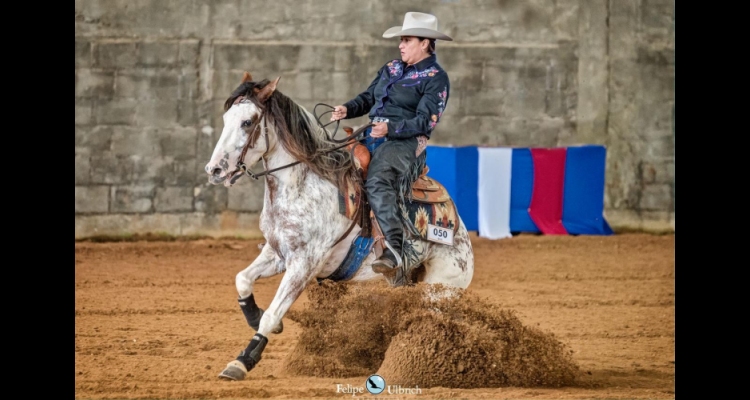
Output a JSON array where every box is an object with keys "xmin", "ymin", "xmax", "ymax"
[{"xmin": 218, "ymin": 360, "xmax": 247, "ymax": 381}]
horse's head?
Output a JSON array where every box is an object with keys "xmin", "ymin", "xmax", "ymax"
[{"xmin": 204, "ymin": 72, "xmax": 281, "ymax": 187}]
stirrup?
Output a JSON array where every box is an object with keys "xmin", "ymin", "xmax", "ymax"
[
  {"xmin": 372, "ymin": 246, "xmax": 400, "ymax": 275},
  {"xmin": 381, "ymin": 240, "xmax": 403, "ymax": 268}
]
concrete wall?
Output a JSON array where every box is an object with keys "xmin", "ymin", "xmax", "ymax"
[{"xmin": 75, "ymin": 0, "xmax": 675, "ymax": 238}]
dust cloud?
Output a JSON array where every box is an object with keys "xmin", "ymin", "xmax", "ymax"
[{"xmin": 283, "ymin": 280, "xmax": 580, "ymax": 388}]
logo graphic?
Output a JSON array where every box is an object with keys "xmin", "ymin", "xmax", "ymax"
[{"xmin": 366, "ymin": 374, "xmax": 386, "ymax": 395}]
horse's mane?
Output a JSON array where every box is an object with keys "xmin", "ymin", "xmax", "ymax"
[{"xmin": 224, "ymin": 79, "xmax": 359, "ymax": 193}]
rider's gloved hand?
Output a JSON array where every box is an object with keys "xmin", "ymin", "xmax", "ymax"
[
  {"xmin": 330, "ymin": 105, "xmax": 347, "ymax": 121},
  {"xmin": 370, "ymin": 122, "xmax": 388, "ymax": 138}
]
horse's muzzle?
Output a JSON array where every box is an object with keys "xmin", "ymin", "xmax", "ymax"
[
  {"xmin": 207, "ymin": 172, "xmax": 227, "ymax": 185},
  {"xmin": 205, "ymin": 163, "xmax": 229, "ymax": 185}
]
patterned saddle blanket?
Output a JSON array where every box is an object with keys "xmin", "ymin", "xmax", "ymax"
[{"xmin": 339, "ymin": 168, "xmax": 460, "ymax": 243}]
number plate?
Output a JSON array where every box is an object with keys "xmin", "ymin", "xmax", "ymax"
[{"xmin": 427, "ymin": 224, "xmax": 454, "ymax": 245}]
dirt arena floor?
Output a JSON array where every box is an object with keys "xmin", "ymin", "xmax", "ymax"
[{"xmin": 75, "ymin": 232, "xmax": 675, "ymax": 399}]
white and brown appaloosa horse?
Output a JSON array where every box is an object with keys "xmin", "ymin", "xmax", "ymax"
[{"xmin": 204, "ymin": 72, "xmax": 474, "ymax": 381}]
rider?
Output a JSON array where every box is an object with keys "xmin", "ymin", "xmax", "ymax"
[{"xmin": 330, "ymin": 12, "xmax": 452, "ymax": 278}]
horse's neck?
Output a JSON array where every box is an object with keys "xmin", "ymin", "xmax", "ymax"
[
  {"xmin": 262, "ymin": 130, "xmax": 298, "ymax": 178},
  {"xmin": 264, "ymin": 109, "xmax": 336, "ymax": 178},
  {"xmin": 258, "ymin": 111, "xmax": 352, "ymax": 249},
  {"xmin": 261, "ymin": 120, "xmax": 338, "ymax": 203}
]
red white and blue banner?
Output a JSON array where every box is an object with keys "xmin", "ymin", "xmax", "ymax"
[{"xmin": 425, "ymin": 144, "xmax": 613, "ymax": 239}]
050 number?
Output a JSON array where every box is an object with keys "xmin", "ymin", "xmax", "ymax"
[{"xmin": 433, "ymin": 227, "xmax": 448, "ymax": 238}]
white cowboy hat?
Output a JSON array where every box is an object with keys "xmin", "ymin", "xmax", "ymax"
[{"xmin": 382, "ymin": 12, "xmax": 453, "ymax": 41}]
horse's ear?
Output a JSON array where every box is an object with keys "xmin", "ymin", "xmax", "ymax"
[
  {"xmin": 256, "ymin": 76, "xmax": 281, "ymax": 102},
  {"xmin": 242, "ymin": 71, "xmax": 253, "ymax": 83}
]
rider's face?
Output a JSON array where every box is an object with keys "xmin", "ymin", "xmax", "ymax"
[{"xmin": 399, "ymin": 36, "xmax": 428, "ymax": 65}]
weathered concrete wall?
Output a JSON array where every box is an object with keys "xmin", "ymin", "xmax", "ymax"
[{"xmin": 75, "ymin": 0, "xmax": 675, "ymax": 238}]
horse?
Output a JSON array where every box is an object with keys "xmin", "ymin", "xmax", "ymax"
[{"xmin": 204, "ymin": 71, "xmax": 474, "ymax": 381}]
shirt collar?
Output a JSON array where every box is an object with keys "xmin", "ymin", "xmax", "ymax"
[{"xmin": 404, "ymin": 54, "xmax": 437, "ymax": 71}]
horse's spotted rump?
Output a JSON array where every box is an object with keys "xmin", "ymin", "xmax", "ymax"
[{"xmin": 457, "ymin": 258, "xmax": 467, "ymax": 272}]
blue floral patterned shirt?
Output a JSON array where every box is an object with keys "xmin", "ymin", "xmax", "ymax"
[{"xmin": 343, "ymin": 54, "xmax": 450, "ymax": 140}]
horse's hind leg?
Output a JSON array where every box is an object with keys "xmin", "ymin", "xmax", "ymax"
[
  {"xmin": 235, "ymin": 243, "xmax": 285, "ymax": 334},
  {"xmin": 419, "ymin": 222, "xmax": 474, "ymax": 290}
]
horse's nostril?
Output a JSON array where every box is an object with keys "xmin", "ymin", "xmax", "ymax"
[{"xmin": 212, "ymin": 168, "xmax": 223, "ymax": 176}]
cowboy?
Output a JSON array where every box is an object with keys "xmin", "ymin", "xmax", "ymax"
[{"xmin": 330, "ymin": 12, "xmax": 452, "ymax": 279}]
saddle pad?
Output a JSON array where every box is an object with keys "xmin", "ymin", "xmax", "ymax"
[
  {"xmin": 403, "ymin": 198, "xmax": 460, "ymax": 241},
  {"xmin": 339, "ymin": 174, "xmax": 456, "ymax": 224},
  {"xmin": 338, "ymin": 178, "xmax": 360, "ymax": 221}
]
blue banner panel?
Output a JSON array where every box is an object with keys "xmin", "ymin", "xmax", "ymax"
[
  {"xmin": 425, "ymin": 146, "xmax": 478, "ymax": 231},
  {"xmin": 455, "ymin": 146, "xmax": 478, "ymax": 231},
  {"xmin": 509, "ymin": 148, "xmax": 540, "ymax": 233},
  {"xmin": 561, "ymin": 145, "xmax": 613, "ymax": 235}
]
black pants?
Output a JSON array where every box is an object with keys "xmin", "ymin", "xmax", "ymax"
[{"xmin": 365, "ymin": 137, "xmax": 419, "ymax": 260}]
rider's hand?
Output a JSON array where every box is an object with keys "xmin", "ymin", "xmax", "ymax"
[
  {"xmin": 330, "ymin": 105, "xmax": 347, "ymax": 121},
  {"xmin": 370, "ymin": 122, "xmax": 388, "ymax": 138}
]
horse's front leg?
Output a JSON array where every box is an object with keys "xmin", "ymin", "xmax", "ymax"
[
  {"xmin": 235, "ymin": 243, "xmax": 285, "ymax": 334},
  {"xmin": 219, "ymin": 255, "xmax": 314, "ymax": 380}
]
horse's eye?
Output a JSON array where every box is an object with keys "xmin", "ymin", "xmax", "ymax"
[{"xmin": 241, "ymin": 120, "xmax": 253, "ymax": 128}]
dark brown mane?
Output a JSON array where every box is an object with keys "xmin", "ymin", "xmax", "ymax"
[{"xmin": 224, "ymin": 79, "xmax": 359, "ymax": 193}]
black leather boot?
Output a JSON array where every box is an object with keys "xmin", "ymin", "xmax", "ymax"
[{"xmin": 364, "ymin": 138, "xmax": 418, "ymax": 278}]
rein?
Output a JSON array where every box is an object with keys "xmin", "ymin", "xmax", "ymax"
[{"xmin": 234, "ymin": 102, "xmax": 373, "ymax": 181}]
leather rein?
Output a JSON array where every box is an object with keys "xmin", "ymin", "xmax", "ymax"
[{"xmin": 232, "ymin": 101, "xmax": 372, "ymax": 182}]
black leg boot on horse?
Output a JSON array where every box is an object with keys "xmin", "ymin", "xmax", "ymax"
[
  {"xmin": 238, "ymin": 294, "xmax": 283, "ymax": 334},
  {"xmin": 366, "ymin": 138, "xmax": 419, "ymax": 286}
]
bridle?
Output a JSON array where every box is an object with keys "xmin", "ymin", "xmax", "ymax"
[
  {"xmin": 231, "ymin": 107, "xmax": 298, "ymax": 183},
  {"xmin": 227, "ymin": 97, "xmax": 299, "ymax": 184},
  {"xmin": 230, "ymin": 101, "xmax": 372, "ymax": 183}
]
